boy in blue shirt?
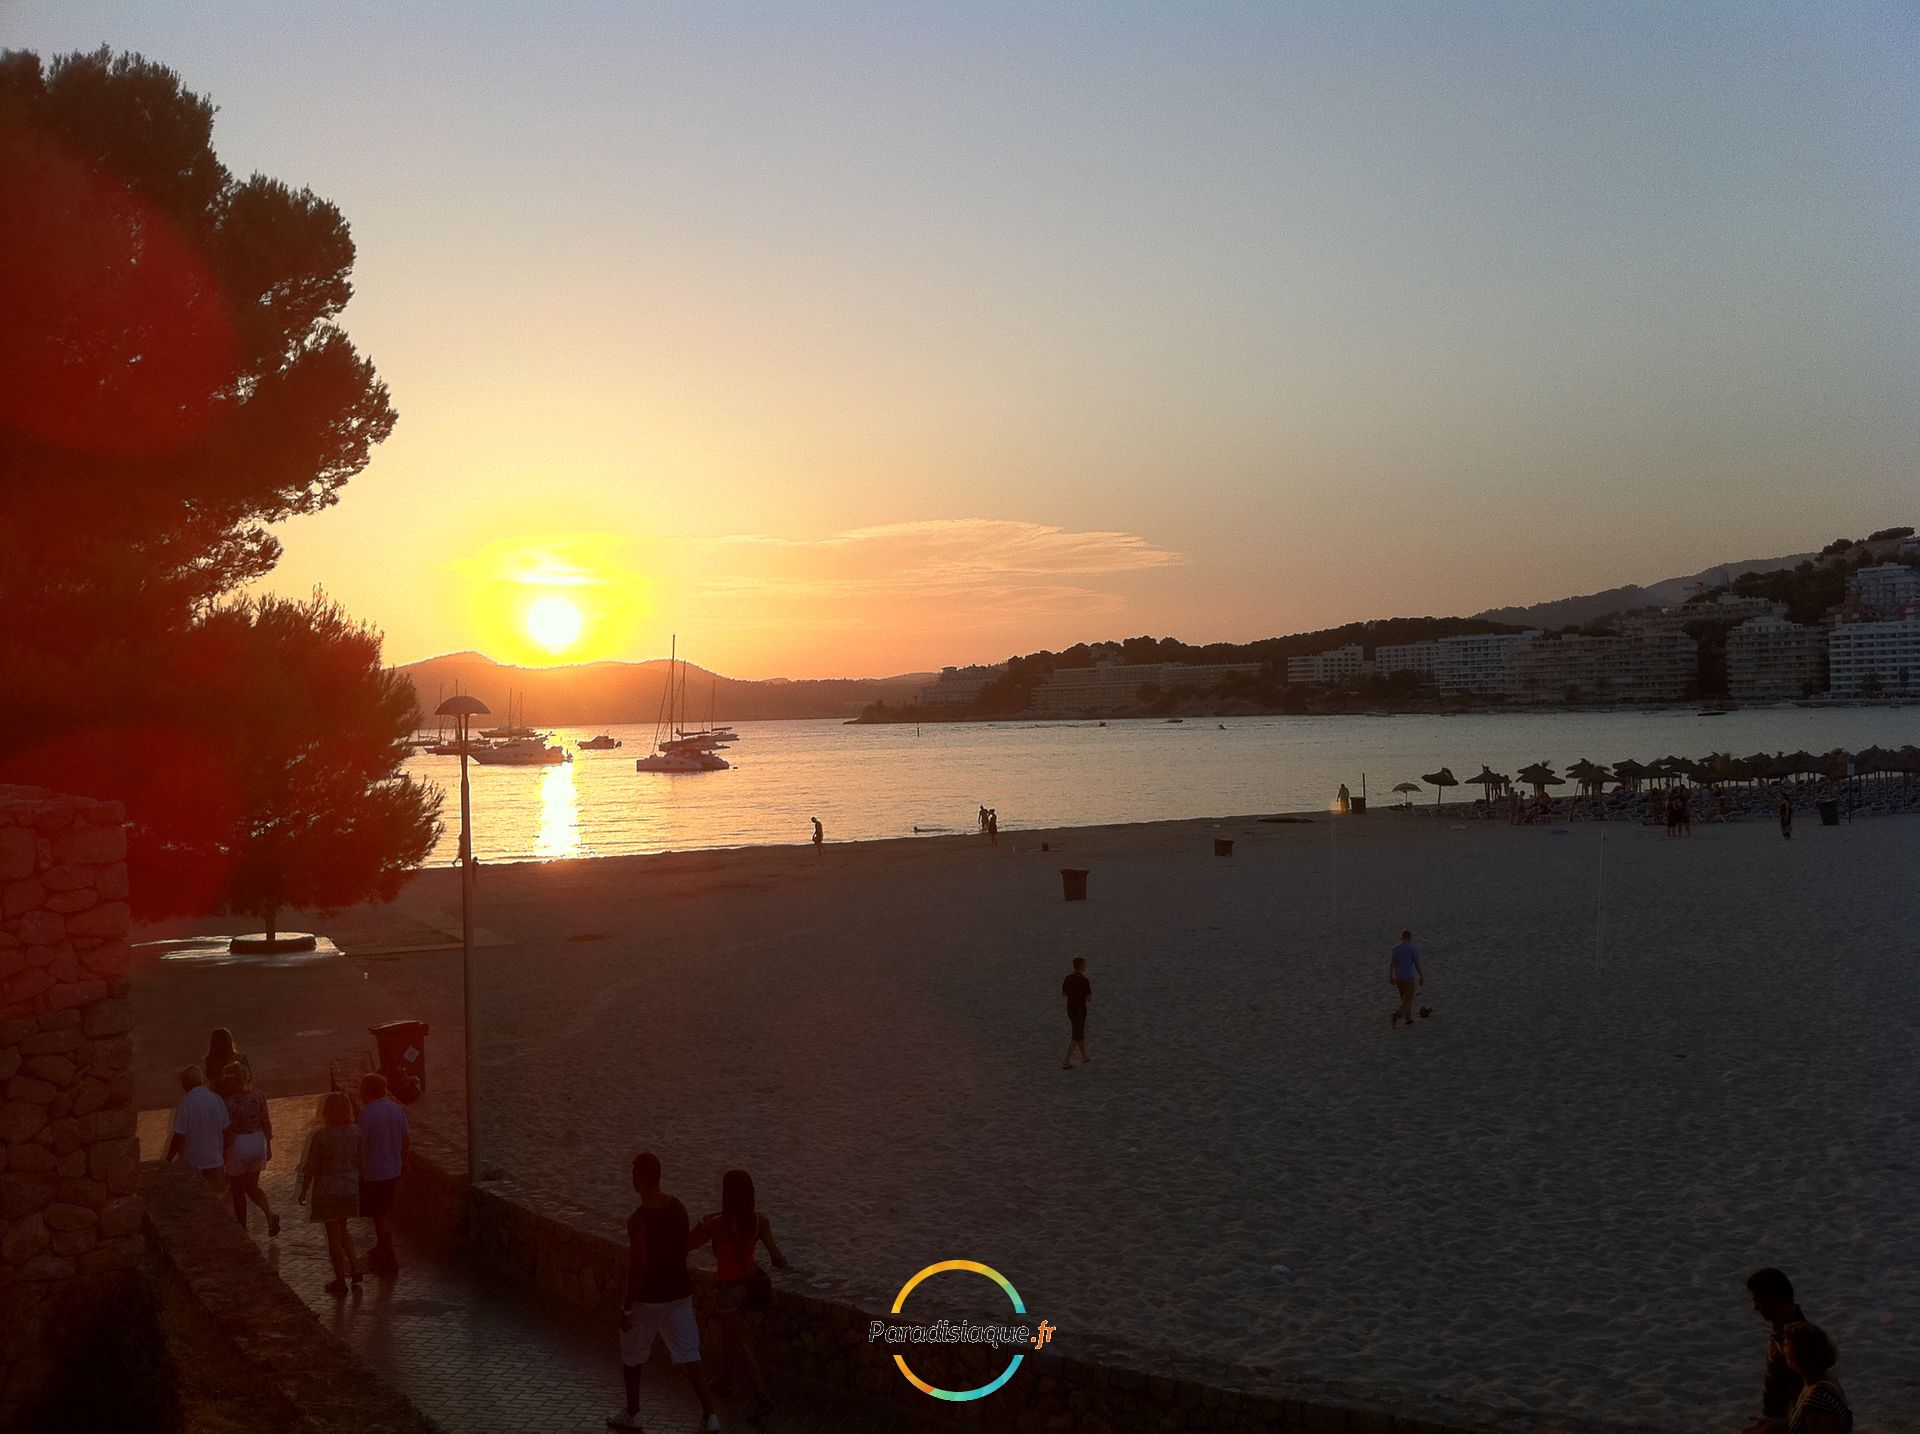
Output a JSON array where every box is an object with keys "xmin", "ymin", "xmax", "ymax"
[{"xmin": 1388, "ymin": 930, "xmax": 1424, "ymax": 1028}]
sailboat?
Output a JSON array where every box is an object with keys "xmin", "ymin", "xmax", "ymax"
[
  {"xmin": 480, "ymin": 690, "xmax": 544, "ymax": 740},
  {"xmin": 636, "ymin": 638, "xmax": 731, "ymax": 773}
]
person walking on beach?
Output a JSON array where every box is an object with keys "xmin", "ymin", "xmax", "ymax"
[
  {"xmin": 1778, "ymin": 788, "xmax": 1794, "ymax": 841},
  {"xmin": 297, "ymin": 1091, "xmax": 366, "ymax": 1295},
  {"xmin": 1388, "ymin": 930, "xmax": 1424, "ymax": 1029},
  {"xmin": 986, "ymin": 808, "xmax": 998, "ymax": 845},
  {"xmin": 357, "ymin": 1072, "xmax": 409, "ymax": 1274},
  {"xmin": 1677, "ymin": 783, "xmax": 1693, "ymax": 836},
  {"xmin": 1743, "ymin": 1267, "xmax": 1808, "ymax": 1433},
  {"xmin": 1780, "ymin": 1323, "xmax": 1853, "ymax": 1434},
  {"xmin": 810, "ymin": 816, "xmax": 823, "ymax": 853},
  {"xmin": 691, "ymin": 1169, "xmax": 788, "ymax": 1423},
  {"xmin": 1061, "ymin": 957, "xmax": 1092, "ymax": 1068},
  {"xmin": 166, "ymin": 1065, "xmax": 230, "ymax": 1188},
  {"xmin": 609, "ymin": 1153, "xmax": 720, "ymax": 1432},
  {"xmin": 219, "ymin": 1062, "xmax": 279, "ymax": 1235}
]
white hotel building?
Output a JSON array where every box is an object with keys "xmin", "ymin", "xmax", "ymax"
[
  {"xmin": 1827, "ymin": 615, "xmax": 1920, "ymax": 697},
  {"xmin": 1434, "ymin": 631, "xmax": 1540, "ymax": 697},
  {"xmin": 1285, "ymin": 644, "xmax": 1369, "ymax": 685}
]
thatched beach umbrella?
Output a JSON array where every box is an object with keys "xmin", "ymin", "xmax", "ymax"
[
  {"xmin": 1611, "ymin": 758, "xmax": 1650, "ymax": 792},
  {"xmin": 1421, "ymin": 767, "xmax": 1459, "ymax": 808},
  {"xmin": 1469, "ymin": 765, "xmax": 1507, "ymax": 802},
  {"xmin": 1392, "ymin": 781, "xmax": 1421, "ymax": 809},
  {"xmin": 1516, "ymin": 761, "xmax": 1562, "ymax": 796},
  {"xmin": 1567, "ymin": 758, "xmax": 1611, "ymax": 798}
]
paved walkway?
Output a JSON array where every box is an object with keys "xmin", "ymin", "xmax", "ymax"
[{"xmin": 141, "ymin": 1100, "xmax": 913, "ymax": 1434}]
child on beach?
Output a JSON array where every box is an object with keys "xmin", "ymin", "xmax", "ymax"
[{"xmin": 1388, "ymin": 931, "xmax": 1423, "ymax": 1029}]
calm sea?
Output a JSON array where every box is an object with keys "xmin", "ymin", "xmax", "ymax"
[{"xmin": 407, "ymin": 707, "xmax": 1920, "ymax": 865}]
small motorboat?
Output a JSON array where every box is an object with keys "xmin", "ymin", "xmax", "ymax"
[
  {"xmin": 577, "ymin": 734, "xmax": 623, "ymax": 750},
  {"xmin": 470, "ymin": 738, "xmax": 570, "ymax": 766}
]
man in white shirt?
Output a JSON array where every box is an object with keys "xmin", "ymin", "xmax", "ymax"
[
  {"xmin": 165, "ymin": 1065, "xmax": 230, "ymax": 1187},
  {"xmin": 357, "ymin": 1072, "xmax": 410, "ymax": 1274}
]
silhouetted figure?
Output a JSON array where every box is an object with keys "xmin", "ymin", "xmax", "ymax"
[
  {"xmin": 1780, "ymin": 1322, "xmax": 1852, "ymax": 1434},
  {"xmin": 166, "ymin": 1065, "xmax": 229, "ymax": 1188},
  {"xmin": 220, "ymin": 1061, "xmax": 278, "ymax": 1235},
  {"xmin": 987, "ymin": 809, "xmax": 998, "ymax": 845},
  {"xmin": 297, "ymin": 1091, "xmax": 365, "ymax": 1295},
  {"xmin": 1061, "ymin": 957, "xmax": 1091, "ymax": 1068},
  {"xmin": 1337, "ymin": 782, "xmax": 1351, "ymax": 813},
  {"xmin": 811, "ymin": 816, "xmax": 823, "ymax": 853},
  {"xmin": 691, "ymin": 1169, "xmax": 788, "ymax": 1422},
  {"xmin": 1779, "ymin": 789, "xmax": 1794, "ymax": 841},
  {"xmin": 1677, "ymin": 784, "xmax": 1692, "ymax": 836},
  {"xmin": 979, "ymin": 805, "xmax": 990, "ymax": 833},
  {"xmin": 204, "ymin": 1027, "xmax": 247, "ymax": 1087},
  {"xmin": 357, "ymin": 1072, "xmax": 409, "ymax": 1274},
  {"xmin": 1744, "ymin": 1267, "xmax": 1807, "ymax": 1432},
  {"xmin": 1388, "ymin": 930, "xmax": 1424, "ymax": 1029},
  {"xmin": 610, "ymin": 1153, "xmax": 719, "ymax": 1432}
]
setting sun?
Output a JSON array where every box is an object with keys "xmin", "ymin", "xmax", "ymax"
[{"xmin": 525, "ymin": 595, "xmax": 584, "ymax": 653}]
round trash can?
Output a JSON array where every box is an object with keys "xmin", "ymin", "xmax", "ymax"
[
  {"xmin": 1817, "ymin": 798, "xmax": 1839, "ymax": 827},
  {"xmin": 369, "ymin": 1020, "xmax": 430, "ymax": 1102},
  {"xmin": 1213, "ymin": 838, "xmax": 1234, "ymax": 857},
  {"xmin": 1060, "ymin": 869, "xmax": 1089, "ymax": 901}
]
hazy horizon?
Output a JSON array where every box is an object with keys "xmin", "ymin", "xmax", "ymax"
[{"xmin": 11, "ymin": 2, "xmax": 1916, "ymax": 678}]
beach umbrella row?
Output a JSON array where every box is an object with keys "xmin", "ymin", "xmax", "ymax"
[{"xmin": 1411, "ymin": 745, "xmax": 1920, "ymax": 803}]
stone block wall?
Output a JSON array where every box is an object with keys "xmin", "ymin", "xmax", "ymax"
[{"xmin": 0, "ymin": 786, "xmax": 143, "ymax": 1418}]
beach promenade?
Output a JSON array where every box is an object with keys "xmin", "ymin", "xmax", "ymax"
[{"xmin": 129, "ymin": 810, "xmax": 1920, "ymax": 1429}]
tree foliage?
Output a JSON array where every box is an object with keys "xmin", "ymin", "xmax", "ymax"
[
  {"xmin": 0, "ymin": 47, "xmax": 396, "ymax": 733},
  {"xmin": 0, "ymin": 49, "xmax": 428, "ymax": 924}
]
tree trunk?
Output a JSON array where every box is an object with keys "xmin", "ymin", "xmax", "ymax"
[{"xmin": 264, "ymin": 907, "xmax": 278, "ymax": 942}]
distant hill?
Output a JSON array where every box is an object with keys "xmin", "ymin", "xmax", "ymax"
[
  {"xmin": 395, "ymin": 652, "xmax": 932, "ymax": 726},
  {"xmin": 1472, "ymin": 550, "xmax": 1820, "ymax": 630}
]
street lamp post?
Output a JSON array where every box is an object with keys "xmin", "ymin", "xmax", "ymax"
[{"xmin": 436, "ymin": 694, "xmax": 491, "ymax": 1182}]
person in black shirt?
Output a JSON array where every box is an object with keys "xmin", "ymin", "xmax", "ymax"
[
  {"xmin": 1061, "ymin": 957, "xmax": 1092, "ymax": 1069},
  {"xmin": 609, "ymin": 1152, "xmax": 719, "ymax": 1432}
]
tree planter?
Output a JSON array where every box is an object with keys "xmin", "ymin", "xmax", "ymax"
[{"xmin": 229, "ymin": 932, "xmax": 319, "ymax": 954}]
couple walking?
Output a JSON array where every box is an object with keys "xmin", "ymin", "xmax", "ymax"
[
  {"xmin": 294, "ymin": 1073, "xmax": 411, "ymax": 1292},
  {"xmin": 165, "ymin": 1027, "xmax": 282, "ymax": 1234},
  {"xmin": 612, "ymin": 1155, "xmax": 788, "ymax": 1432}
]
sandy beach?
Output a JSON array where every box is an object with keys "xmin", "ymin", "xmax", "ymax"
[{"xmin": 129, "ymin": 809, "xmax": 1920, "ymax": 1429}]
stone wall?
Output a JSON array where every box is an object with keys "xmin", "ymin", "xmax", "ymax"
[
  {"xmin": 141, "ymin": 1162, "xmax": 438, "ymax": 1434},
  {"xmin": 391, "ymin": 1115, "xmax": 1654, "ymax": 1434},
  {"xmin": 0, "ymin": 786, "xmax": 143, "ymax": 1418}
]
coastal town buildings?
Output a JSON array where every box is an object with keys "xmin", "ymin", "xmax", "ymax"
[
  {"xmin": 1506, "ymin": 632, "xmax": 1696, "ymax": 703},
  {"xmin": 1826, "ymin": 616, "xmax": 1920, "ymax": 696},
  {"xmin": 1726, "ymin": 615, "xmax": 1827, "ymax": 701},
  {"xmin": 1845, "ymin": 563, "xmax": 1920, "ymax": 619},
  {"xmin": 1434, "ymin": 631, "xmax": 1539, "ymax": 697},
  {"xmin": 1284, "ymin": 644, "xmax": 1369, "ymax": 685},
  {"xmin": 1030, "ymin": 661, "xmax": 1264, "ymax": 712},
  {"xmin": 916, "ymin": 663, "xmax": 1007, "ymax": 707}
]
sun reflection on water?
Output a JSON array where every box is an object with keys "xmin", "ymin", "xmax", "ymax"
[{"xmin": 533, "ymin": 761, "xmax": 581, "ymax": 859}]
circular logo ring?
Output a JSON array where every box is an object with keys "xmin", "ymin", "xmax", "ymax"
[{"xmin": 890, "ymin": 1260, "xmax": 1025, "ymax": 1402}]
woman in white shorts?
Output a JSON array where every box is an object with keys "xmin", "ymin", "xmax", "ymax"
[{"xmin": 219, "ymin": 1060, "xmax": 280, "ymax": 1236}]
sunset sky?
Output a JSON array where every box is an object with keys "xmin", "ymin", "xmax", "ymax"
[{"xmin": 11, "ymin": 3, "xmax": 1917, "ymax": 677}]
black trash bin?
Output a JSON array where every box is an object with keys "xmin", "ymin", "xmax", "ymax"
[
  {"xmin": 1350, "ymin": 796, "xmax": 1367, "ymax": 815},
  {"xmin": 369, "ymin": 1020, "xmax": 429, "ymax": 1103},
  {"xmin": 1817, "ymin": 798, "xmax": 1839, "ymax": 827},
  {"xmin": 1213, "ymin": 838, "xmax": 1234, "ymax": 857},
  {"xmin": 1060, "ymin": 868, "xmax": 1089, "ymax": 902}
]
